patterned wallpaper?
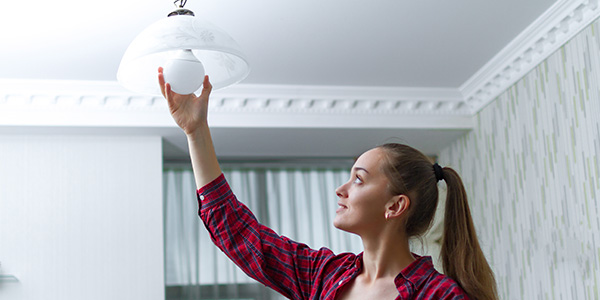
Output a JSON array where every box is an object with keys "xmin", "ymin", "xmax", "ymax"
[{"xmin": 438, "ymin": 20, "xmax": 600, "ymax": 299}]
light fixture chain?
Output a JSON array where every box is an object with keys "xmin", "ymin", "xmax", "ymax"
[{"xmin": 173, "ymin": 0, "xmax": 188, "ymax": 8}]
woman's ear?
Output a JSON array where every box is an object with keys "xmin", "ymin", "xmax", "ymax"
[{"xmin": 385, "ymin": 195, "xmax": 410, "ymax": 219}]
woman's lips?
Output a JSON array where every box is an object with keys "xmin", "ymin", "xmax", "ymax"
[{"xmin": 336, "ymin": 203, "xmax": 347, "ymax": 213}]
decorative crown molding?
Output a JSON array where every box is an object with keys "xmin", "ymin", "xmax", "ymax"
[
  {"xmin": 210, "ymin": 84, "xmax": 469, "ymax": 115},
  {"xmin": 0, "ymin": 79, "xmax": 472, "ymax": 129},
  {"xmin": 0, "ymin": 80, "xmax": 469, "ymax": 114},
  {"xmin": 460, "ymin": 0, "xmax": 600, "ymax": 113}
]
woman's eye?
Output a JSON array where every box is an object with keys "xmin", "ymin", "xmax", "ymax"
[{"xmin": 353, "ymin": 176, "xmax": 363, "ymax": 184}]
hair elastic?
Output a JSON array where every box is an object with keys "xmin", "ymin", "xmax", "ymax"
[{"xmin": 433, "ymin": 163, "xmax": 444, "ymax": 182}]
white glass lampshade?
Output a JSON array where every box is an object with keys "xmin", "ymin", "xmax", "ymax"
[{"xmin": 117, "ymin": 14, "xmax": 250, "ymax": 95}]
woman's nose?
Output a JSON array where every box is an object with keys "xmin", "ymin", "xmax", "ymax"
[{"xmin": 335, "ymin": 184, "xmax": 346, "ymax": 198}]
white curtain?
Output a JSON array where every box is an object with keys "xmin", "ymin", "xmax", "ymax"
[{"xmin": 163, "ymin": 166, "xmax": 362, "ymax": 300}]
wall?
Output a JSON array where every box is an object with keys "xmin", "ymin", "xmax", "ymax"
[
  {"xmin": 439, "ymin": 20, "xmax": 600, "ymax": 299},
  {"xmin": 0, "ymin": 136, "xmax": 164, "ymax": 300}
]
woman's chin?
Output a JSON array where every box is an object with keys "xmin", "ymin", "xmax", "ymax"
[
  {"xmin": 333, "ymin": 217, "xmax": 344, "ymax": 230},
  {"xmin": 333, "ymin": 217, "xmax": 353, "ymax": 233}
]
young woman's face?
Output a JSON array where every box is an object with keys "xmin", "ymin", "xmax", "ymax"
[{"xmin": 334, "ymin": 148, "xmax": 396, "ymax": 235}]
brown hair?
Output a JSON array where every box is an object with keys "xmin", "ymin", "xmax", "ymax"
[{"xmin": 378, "ymin": 143, "xmax": 498, "ymax": 300}]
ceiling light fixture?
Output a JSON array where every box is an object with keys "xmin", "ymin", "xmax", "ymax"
[{"xmin": 117, "ymin": 0, "xmax": 250, "ymax": 95}]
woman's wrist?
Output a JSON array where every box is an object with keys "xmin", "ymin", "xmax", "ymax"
[
  {"xmin": 185, "ymin": 122, "xmax": 210, "ymax": 141},
  {"xmin": 184, "ymin": 122, "xmax": 222, "ymax": 188}
]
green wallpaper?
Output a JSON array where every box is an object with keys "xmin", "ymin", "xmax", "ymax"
[{"xmin": 439, "ymin": 20, "xmax": 600, "ymax": 299}]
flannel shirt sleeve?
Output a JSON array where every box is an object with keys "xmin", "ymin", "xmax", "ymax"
[{"xmin": 197, "ymin": 174, "xmax": 335, "ymax": 300}]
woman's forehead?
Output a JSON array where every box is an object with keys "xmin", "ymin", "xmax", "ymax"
[{"xmin": 353, "ymin": 148, "xmax": 385, "ymax": 172}]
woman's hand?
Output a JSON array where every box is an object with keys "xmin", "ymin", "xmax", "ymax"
[{"xmin": 158, "ymin": 67, "xmax": 212, "ymax": 136}]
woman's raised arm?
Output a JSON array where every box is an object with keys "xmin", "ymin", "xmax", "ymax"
[{"xmin": 158, "ymin": 67, "xmax": 222, "ymax": 188}]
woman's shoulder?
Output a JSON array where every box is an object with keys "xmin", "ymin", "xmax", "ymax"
[
  {"xmin": 421, "ymin": 267, "xmax": 469, "ymax": 299},
  {"xmin": 304, "ymin": 247, "xmax": 358, "ymax": 268},
  {"xmin": 403, "ymin": 255, "xmax": 469, "ymax": 299},
  {"xmin": 310, "ymin": 249, "xmax": 359, "ymax": 276}
]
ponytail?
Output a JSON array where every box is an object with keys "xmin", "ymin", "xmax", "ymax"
[
  {"xmin": 377, "ymin": 143, "xmax": 498, "ymax": 299},
  {"xmin": 441, "ymin": 167, "xmax": 498, "ymax": 300}
]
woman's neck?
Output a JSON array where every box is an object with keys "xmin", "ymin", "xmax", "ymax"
[{"xmin": 359, "ymin": 230, "xmax": 415, "ymax": 283}]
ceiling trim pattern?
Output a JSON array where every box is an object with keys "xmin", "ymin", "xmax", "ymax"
[
  {"xmin": 461, "ymin": 0, "xmax": 600, "ymax": 113},
  {"xmin": 0, "ymin": 79, "xmax": 472, "ymax": 129},
  {"xmin": 210, "ymin": 84, "xmax": 469, "ymax": 115}
]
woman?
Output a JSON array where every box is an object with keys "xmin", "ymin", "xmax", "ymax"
[{"xmin": 158, "ymin": 69, "xmax": 498, "ymax": 300}]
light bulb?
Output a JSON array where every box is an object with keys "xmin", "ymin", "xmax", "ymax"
[{"xmin": 163, "ymin": 49, "xmax": 205, "ymax": 94}]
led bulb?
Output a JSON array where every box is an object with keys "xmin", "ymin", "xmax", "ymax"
[{"xmin": 163, "ymin": 49, "xmax": 205, "ymax": 94}]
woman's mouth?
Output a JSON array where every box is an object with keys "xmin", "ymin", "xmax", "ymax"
[{"xmin": 336, "ymin": 203, "xmax": 347, "ymax": 213}]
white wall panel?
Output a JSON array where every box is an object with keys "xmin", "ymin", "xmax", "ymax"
[{"xmin": 0, "ymin": 136, "xmax": 164, "ymax": 300}]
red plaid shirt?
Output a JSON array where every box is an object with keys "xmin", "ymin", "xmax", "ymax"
[{"xmin": 198, "ymin": 174, "xmax": 469, "ymax": 300}]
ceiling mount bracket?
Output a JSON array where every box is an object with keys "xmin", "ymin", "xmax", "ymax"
[{"xmin": 168, "ymin": 0, "xmax": 194, "ymax": 17}]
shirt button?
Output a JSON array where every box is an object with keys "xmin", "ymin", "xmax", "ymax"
[{"xmin": 199, "ymin": 195, "xmax": 205, "ymax": 200}]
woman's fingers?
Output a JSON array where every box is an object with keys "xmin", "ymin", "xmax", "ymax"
[
  {"xmin": 199, "ymin": 75, "xmax": 212, "ymax": 102},
  {"xmin": 158, "ymin": 67, "xmax": 178, "ymax": 111},
  {"xmin": 158, "ymin": 67, "xmax": 167, "ymax": 98},
  {"xmin": 165, "ymin": 82, "xmax": 175, "ymax": 109}
]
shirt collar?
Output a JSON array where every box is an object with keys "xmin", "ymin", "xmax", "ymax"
[
  {"xmin": 394, "ymin": 254, "xmax": 436, "ymax": 296},
  {"xmin": 354, "ymin": 253, "xmax": 435, "ymax": 297},
  {"xmin": 354, "ymin": 252, "xmax": 435, "ymax": 299}
]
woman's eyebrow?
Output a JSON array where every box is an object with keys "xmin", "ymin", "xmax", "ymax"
[{"xmin": 353, "ymin": 167, "xmax": 369, "ymax": 174}]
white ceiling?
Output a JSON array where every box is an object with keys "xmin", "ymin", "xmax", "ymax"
[
  {"xmin": 0, "ymin": 0, "xmax": 566, "ymax": 160},
  {"xmin": 1, "ymin": 0, "xmax": 555, "ymax": 86}
]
